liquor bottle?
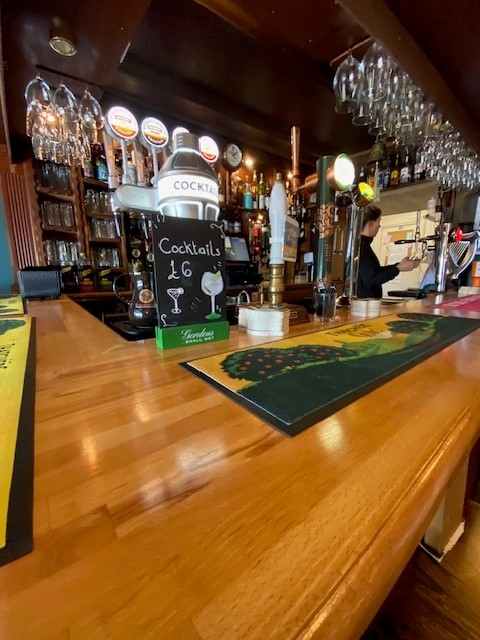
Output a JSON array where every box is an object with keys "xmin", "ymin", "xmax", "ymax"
[
  {"xmin": 285, "ymin": 180, "xmax": 293, "ymax": 208},
  {"xmin": 76, "ymin": 253, "xmax": 94, "ymax": 292},
  {"xmin": 255, "ymin": 221, "xmax": 262, "ymax": 260},
  {"xmin": 114, "ymin": 148, "xmax": 123, "ymax": 184},
  {"xmin": 60, "ymin": 259, "xmax": 79, "ymax": 293},
  {"xmin": 265, "ymin": 182, "xmax": 271, "ymax": 210},
  {"xmin": 413, "ymin": 149, "xmax": 426, "ymax": 182},
  {"xmin": 144, "ymin": 152, "xmax": 155, "ymax": 186},
  {"xmin": 400, "ymin": 147, "xmax": 412, "ymax": 184},
  {"xmin": 389, "ymin": 152, "xmax": 400, "ymax": 187},
  {"xmin": 381, "ymin": 161, "xmax": 391, "ymax": 191},
  {"xmin": 83, "ymin": 156, "xmax": 95, "ymax": 179},
  {"xmin": 96, "ymin": 262, "xmax": 113, "ymax": 290},
  {"xmin": 251, "ymin": 170, "xmax": 258, "ymax": 209},
  {"xmin": 366, "ymin": 162, "xmax": 376, "ymax": 189},
  {"xmin": 258, "ymin": 172, "xmax": 266, "ymax": 210},
  {"xmin": 217, "ymin": 173, "xmax": 225, "ymax": 206},
  {"xmin": 229, "ymin": 177, "xmax": 237, "ymax": 205},
  {"xmin": 94, "ymin": 145, "xmax": 108, "ymax": 182},
  {"xmin": 243, "ymin": 178, "xmax": 253, "ymax": 210},
  {"xmin": 127, "ymin": 154, "xmax": 137, "ymax": 185}
]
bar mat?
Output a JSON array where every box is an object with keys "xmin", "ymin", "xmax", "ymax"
[
  {"xmin": 432, "ymin": 294, "xmax": 480, "ymax": 312},
  {"xmin": 183, "ymin": 313, "xmax": 480, "ymax": 437},
  {"xmin": 0, "ymin": 318, "xmax": 35, "ymax": 565},
  {"xmin": 0, "ymin": 295, "xmax": 24, "ymax": 317}
]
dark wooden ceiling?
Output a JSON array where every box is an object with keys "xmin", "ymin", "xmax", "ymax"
[{"xmin": 2, "ymin": 0, "xmax": 480, "ymax": 172}]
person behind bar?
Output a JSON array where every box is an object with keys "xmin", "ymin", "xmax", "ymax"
[{"xmin": 357, "ymin": 204, "xmax": 420, "ymax": 298}]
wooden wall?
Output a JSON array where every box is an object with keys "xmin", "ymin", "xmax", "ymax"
[{"xmin": 0, "ymin": 145, "xmax": 43, "ymax": 288}]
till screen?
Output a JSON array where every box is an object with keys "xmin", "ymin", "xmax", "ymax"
[{"xmin": 225, "ymin": 236, "xmax": 251, "ymax": 262}]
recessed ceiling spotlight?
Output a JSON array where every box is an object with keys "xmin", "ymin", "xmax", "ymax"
[{"xmin": 49, "ymin": 17, "xmax": 77, "ymax": 57}]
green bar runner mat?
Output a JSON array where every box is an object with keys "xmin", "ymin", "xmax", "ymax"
[
  {"xmin": 183, "ymin": 313, "xmax": 480, "ymax": 437},
  {"xmin": 0, "ymin": 295, "xmax": 25, "ymax": 317},
  {"xmin": 0, "ymin": 317, "xmax": 35, "ymax": 565}
]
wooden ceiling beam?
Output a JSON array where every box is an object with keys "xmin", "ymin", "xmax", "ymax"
[{"xmin": 337, "ymin": 0, "xmax": 480, "ymax": 154}]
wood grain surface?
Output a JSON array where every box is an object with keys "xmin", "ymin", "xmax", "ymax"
[{"xmin": 0, "ymin": 295, "xmax": 479, "ymax": 640}]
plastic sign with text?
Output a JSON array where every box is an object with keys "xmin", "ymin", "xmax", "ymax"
[{"xmin": 199, "ymin": 136, "xmax": 219, "ymax": 164}]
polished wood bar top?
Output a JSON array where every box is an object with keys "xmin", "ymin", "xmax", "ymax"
[{"xmin": 1, "ymin": 295, "xmax": 480, "ymax": 639}]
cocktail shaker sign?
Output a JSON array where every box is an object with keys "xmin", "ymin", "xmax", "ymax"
[
  {"xmin": 157, "ymin": 132, "xmax": 219, "ymax": 221},
  {"xmin": 152, "ymin": 217, "xmax": 229, "ymax": 348}
]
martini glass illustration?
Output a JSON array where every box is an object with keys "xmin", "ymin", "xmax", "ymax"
[
  {"xmin": 167, "ymin": 287, "xmax": 184, "ymax": 314},
  {"xmin": 201, "ymin": 270, "xmax": 224, "ymax": 320}
]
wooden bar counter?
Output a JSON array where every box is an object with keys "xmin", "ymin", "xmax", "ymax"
[{"xmin": 1, "ymin": 295, "xmax": 480, "ymax": 639}]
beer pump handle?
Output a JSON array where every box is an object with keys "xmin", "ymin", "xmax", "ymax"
[
  {"xmin": 120, "ymin": 139, "xmax": 130, "ymax": 185},
  {"xmin": 152, "ymin": 147, "xmax": 159, "ymax": 184}
]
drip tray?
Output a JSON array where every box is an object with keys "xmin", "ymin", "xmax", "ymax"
[{"xmin": 109, "ymin": 321, "xmax": 156, "ymax": 341}]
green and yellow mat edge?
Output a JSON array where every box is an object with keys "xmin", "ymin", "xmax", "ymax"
[
  {"xmin": 0, "ymin": 318, "xmax": 35, "ymax": 565},
  {"xmin": 0, "ymin": 295, "xmax": 25, "ymax": 317}
]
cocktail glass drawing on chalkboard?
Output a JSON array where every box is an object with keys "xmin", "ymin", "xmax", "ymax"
[
  {"xmin": 201, "ymin": 270, "xmax": 224, "ymax": 320},
  {"xmin": 167, "ymin": 287, "xmax": 184, "ymax": 314}
]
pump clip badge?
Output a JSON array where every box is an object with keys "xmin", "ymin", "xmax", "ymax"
[
  {"xmin": 140, "ymin": 117, "xmax": 169, "ymax": 150},
  {"xmin": 105, "ymin": 106, "xmax": 139, "ymax": 141}
]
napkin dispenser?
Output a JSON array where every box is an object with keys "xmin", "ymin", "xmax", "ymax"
[{"xmin": 18, "ymin": 267, "xmax": 62, "ymax": 300}]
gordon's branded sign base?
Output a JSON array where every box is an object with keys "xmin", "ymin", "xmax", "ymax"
[{"xmin": 156, "ymin": 321, "xmax": 230, "ymax": 350}]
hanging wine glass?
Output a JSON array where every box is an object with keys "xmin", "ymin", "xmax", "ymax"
[
  {"xmin": 367, "ymin": 104, "xmax": 386, "ymax": 136},
  {"xmin": 24, "ymin": 76, "xmax": 51, "ymax": 107},
  {"xmin": 351, "ymin": 76, "xmax": 372, "ymax": 126},
  {"xmin": 25, "ymin": 76, "xmax": 51, "ymax": 138},
  {"xmin": 79, "ymin": 89, "xmax": 104, "ymax": 129},
  {"xmin": 398, "ymin": 79, "xmax": 417, "ymax": 124},
  {"xmin": 333, "ymin": 53, "xmax": 363, "ymax": 114},
  {"xmin": 362, "ymin": 42, "xmax": 391, "ymax": 103},
  {"xmin": 388, "ymin": 66, "xmax": 408, "ymax": 106},
  {"xmin": 412, "ymin": 95, "xmax": 432, "ymax": 144},
  {"xmin": 53, "ymin": 83, "xmax": 79, "ymax": 165}
]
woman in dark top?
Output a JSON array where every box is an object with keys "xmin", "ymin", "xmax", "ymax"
[{"xmin": 357, "ymin": 205, "xmax": 420, "ymax": 298}]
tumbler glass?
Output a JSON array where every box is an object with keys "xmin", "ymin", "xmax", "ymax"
[{"xmin": 313, "ymin": 290, "xmax": 337, "ymax": 322}]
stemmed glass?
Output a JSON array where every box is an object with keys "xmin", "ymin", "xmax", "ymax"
[
  {"xmin": 331, "ymin": 38, "xmax": 480, "ymax": 192},
  {"xmin": 333, "ymin": 53, "xmax": 363, "ymax": 114},
  {"xmin": 25, "ymin": 76, "xmax": 105, "ymax": 167},
  {"xmin": 352, "ymin": 77, "xmax": 372, "ymax": 126},
  {"xmin": 362, "ymin": 42, "xmax": 391, "ymax": 103},
  {"xmin": 25, "ymin": 76, "xmax": 51, "ymax": 137},
  {"xmin": 79, "ymin": 89, "xmax": 104, "ymax": 144}
]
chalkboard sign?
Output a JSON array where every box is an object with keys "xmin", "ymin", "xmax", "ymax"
[{"xmin": 152, "ymin": 216, "xmax": 227, "ymax": 330}]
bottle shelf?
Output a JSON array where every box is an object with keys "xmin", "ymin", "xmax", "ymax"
[
  {"xmin": 89, "ymin": 237, "xmax": 121, "ymax": 244},
  {"xmin": 82, "ymin": 177, "xmax": 109, "ymax": 189},
  {"xmin": 379, "ymin": 178, "xmax": 433, "ymax": 195},
  {"xmin": 42, "ymin": 224, "xmax": 77, "ymax": 234},
  {"xmin": 36, "ymin": 187, "xmax": 74, "ymax": 202},
  {"xmin": 86, "ymin": 212, "xmax": 115, "ymax": 219}
]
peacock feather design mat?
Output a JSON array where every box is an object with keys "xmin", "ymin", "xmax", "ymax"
[{"xmin": 183, "ymin": 313, "xmax": 480, "ymax": 436}]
